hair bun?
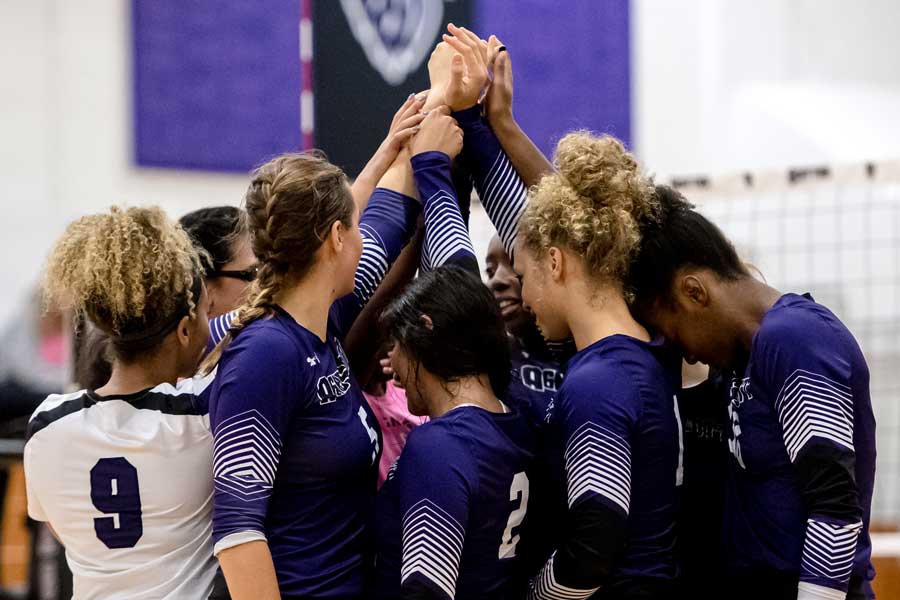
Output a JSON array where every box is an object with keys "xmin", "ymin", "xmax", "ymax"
[{"xmin": 554, "ymin": 131, "xmax": 653, "ymax": 224}]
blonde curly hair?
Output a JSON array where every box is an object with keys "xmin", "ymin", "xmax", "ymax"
[
  {"xmin": 44, "ymin": 206, "xmax": 205, "ymax": 344},
  {"xmin": 519, "ymin": 131, "xmax": 656, "ymax": 283}
]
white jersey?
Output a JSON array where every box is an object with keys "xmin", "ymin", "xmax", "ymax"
[{"xmin": 24, "ymin": 373, "xmax": 217, "ymax": 600}]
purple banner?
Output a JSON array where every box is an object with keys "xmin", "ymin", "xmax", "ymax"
[
  {"xmin": 132, "ymin": 1, "xmax": 629, "ymax": 172},
  {"xmin": 133, "ymin": 1, "xmax": 301, "ymax": 172},
  {"xmin": 474, "ymin": 0, "xmax": 631, "ymax": 156}
]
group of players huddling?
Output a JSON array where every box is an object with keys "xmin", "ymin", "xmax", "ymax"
[{"xmin": 24, "ymin": 24, "xmax": 876, "ymax": 600}]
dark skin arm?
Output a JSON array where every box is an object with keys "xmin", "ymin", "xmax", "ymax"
[
  {"xmin": 344, "ymin": 220, "xmax": 424, "ymax": 390},
  {"xmin": 484, "ymin": 38, "xmax": 554, "ymax": 187}
]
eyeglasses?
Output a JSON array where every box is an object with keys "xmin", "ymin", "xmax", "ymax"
[{"xmin": 207, "ymin": 265, "xmax": 259, "ymax": 282}]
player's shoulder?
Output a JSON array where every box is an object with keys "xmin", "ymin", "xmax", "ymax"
[
  {"xmin": 399, "ymin": 416, "xmax": 479, "ymax": 487},
  {"xmin": 26, "ymin": 389, "xmax": 91, "ymax": 443},
  {"xmin": 757, "ymin": 293, "xmax": 851, "ymax": 352},
  {"xmin": 27, "ymin": 379, "xmax": 212, "ymax": 445},
  {"xmin": 403, "ymin": 415, "xmax": 472, "ymax": 461},
  {"xmin": 563, "ymin": 339, "xmax": 638, "ymax": 394},
  {"xmin": 224, "ymin": 312, "xmax": 309, "ymax": 367}
]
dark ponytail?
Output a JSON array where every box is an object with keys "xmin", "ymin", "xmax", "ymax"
[
  {"xmin": 381, "ymin": 264, "xmax": 511, "ymax": 400},
  {"xmin": 628, "ymin": 185, "xmax": 749, "ymax": 312}
]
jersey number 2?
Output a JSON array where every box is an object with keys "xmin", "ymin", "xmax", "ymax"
[
  {"xmin": 90, "ymin": 457, "xmax": 143, "ymax": 549},
  {"xmin": 498, "ymin": 471, "xmax": 529, "ymax": 559}
]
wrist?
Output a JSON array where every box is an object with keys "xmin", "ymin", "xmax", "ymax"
[
  {"xmin": 797, "ymin": 582, "xmax": 846, "ymax": 600},
  {"xmin": 489, "ymin": 110, "xmax": 516, "ymax": 132},
  {"xmin": 452, "ymin": 103, "xmax": 479, "ymax": 113},
  {"xmin": 411, "ymin": 150, "xmax": 451, "ymax": 165},
  {"xmin": 451, "ymin": 104, "xmax": 483, "ymax": 129},
  {"xmin": 422, "ymin": 87, "xmax": 448, "ymax": 111}
]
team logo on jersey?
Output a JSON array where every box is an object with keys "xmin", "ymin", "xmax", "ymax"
[
  {"xmin": 544, "ymin": 397, "xmax": 555, "ymax": 424},
  {"xmin": 728, "ymin": 376, "xmax": 752, "ymax": 469},
  {"xmin": 306, "ymin": 355, "xmax": 320, "ymax": 367},
  {"xmin": 316, "ymin": 341, "xmax": 352, "ymax": 404},
  {"xmin": 339, "ymin": 0, "xmax": 444, "ymax": 85},
  {"xmin": 520, "ymin": 365, "xmax": 562, "ymax": 393}
]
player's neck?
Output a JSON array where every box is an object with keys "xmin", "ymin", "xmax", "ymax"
[
  {"xmin": 513, "ymin": 321, "xmax": 548, "ymax": 357},
  {"xmin": 566, "ymin": 285, "xmax": 649, "ymax": 351},
  {"xmin": 428, "ymin": 374, "xmax": 503, "ymax": 418},
  {"xmin": 725, "ymin": 278, "xmax": 782, "ymax": 360},
  {"xmin": 275, "ymin": 267, "xmax": 335, "ymax": 342},
  {"xmin": 95, "ymin": 356, "xmax": 178, "ymax": 396}
]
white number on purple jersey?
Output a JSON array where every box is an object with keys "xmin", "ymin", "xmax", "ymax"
[{"xmin": 498, "ymin": 471, "xmax": 530, "ymax": 559}]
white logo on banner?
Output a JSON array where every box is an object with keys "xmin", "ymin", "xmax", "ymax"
[{"xmin": 339, "ymin": 0, "xmax": 444, "ymax": 86}]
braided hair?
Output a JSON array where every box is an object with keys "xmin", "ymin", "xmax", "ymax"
[{"xmin": 200, "ymin": 151, "xmax": 354, "ymax": 373}]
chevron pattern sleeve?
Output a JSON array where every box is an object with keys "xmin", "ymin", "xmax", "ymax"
[
  {"xmin": 210, "ymin": 331, "xmax": 300, "ymax": 556},
  {"xmin": 208, "ymin": 311, "xmax": 236, "ymax": 347},
  {"xmin": 763, "ymin": 319, "xmax": 863, "ymax": 597},
  {"xmin": 411, "ymin": 151, "xmax": 478, "ymax": 274},
  {"xmin": 330, "ymin": 187, "xmax": 422, "ymax": 338},
  {"xmin": 528, "ymin": 369, "xmax": 634, "ymax": 599},
  {"xmin": 396, "ymin": 426, "xmax": 474, "ymax": 600},
  {"xmin": 453, "ymin": 107, "xmax": 528, "ymax": 259}
]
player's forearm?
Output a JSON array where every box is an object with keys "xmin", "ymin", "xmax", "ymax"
[
  {"xmin": 529, "ymin": 499, "xmax": 626, "ymax": 599},
  {"xmin": 452, "ymin": 106, "xmax": 527, "ymax": 258},
  {"xmin": 344, "ymin": 225, "xmax": 423, "ymax": 387},
  {"xmin": 412, "ymin": 151, "xmax": 478, "ymax": 272},
  {"xmin": 352, "ymin": 144, "xmax": 398, "ymax": 211},
  {"xmin": 792, "ymin": 445, "xmax": 862, "ymax": 596},
  {"xmin": 341, "ymin": 187, "xmax": 420, "ymax": 328},
  {"xmin": 218, "ymin": 540, "xmax": 281, "ymax": 600},
  {"xmin": 376, "ymin": 148, "xmax": 418, "ymax": 200},
  {"xmin": 490, "ymin": 115, "xmax": 553, "ymax": 188}
]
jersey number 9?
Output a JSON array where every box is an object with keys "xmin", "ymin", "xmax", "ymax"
[{"xmin": 90, "ymin": 457, "xmax": 143, "ymax": 549}]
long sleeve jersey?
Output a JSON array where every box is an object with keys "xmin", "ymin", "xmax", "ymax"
[
  {"xmin": 723, "ymin": 293, "xmax": 876, "ymax": 599},
  {"xmin": 529, "ymin": 335, "xmax": 680, "ymax": 599},
  {"xmin": 209, "ymin": 187, "xmax": 419, "ymax": 597},
  {"xmin": 374, "ymin": 405, "xmax": 536, "ymax": 600}
]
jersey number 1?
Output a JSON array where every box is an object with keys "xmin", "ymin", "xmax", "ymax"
[
  {"xmin": 498, "ymin": 471, "xmax": 529, "ymax": 559},
  {"xmin": 90, "ymin": 457, "xmax": 143, "ymax": 549}
]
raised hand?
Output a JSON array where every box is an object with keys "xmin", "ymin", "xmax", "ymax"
[
  {"xmin": 484, "ymin": 35, "xmax": 513, "ymax": 125},
  {"xmin": 427, "ymin": 23, "xmax": 489, "ymax": 112},
  {"xmin": 351, "ymin": 92, "xmax": 429, "ymax": 210},
  {"xmin": 409, "ymin": 105, "xmax": 463, "ymax": 159},
  {"xmin": 427, "ymin": 41, "xmax": 456, "ymax": 99},
  {"xmin": 379, "ymin": 92, "xmax": 428, "ymax": 159}
]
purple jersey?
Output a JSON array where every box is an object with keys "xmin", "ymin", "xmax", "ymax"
[
  {"xmin": 209, "ymin": 186, "xmax": 420, "ymax": 597},
  {"xmin": 723, "ymin": 293, "xmax": 875, "ymax": 598},
  {"xmin": 374, "ymin": 405, "xmax": 536, "ymax": 600},
  {"xmin": 506, "ymin": 334, "xmax": 563, "ymax": 429},
  {"xmin": 529, "ymin": 335, "xmax": 680, "ymax": 599}
]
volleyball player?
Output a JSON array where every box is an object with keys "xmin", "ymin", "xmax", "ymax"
[
  {"xmin": 629, "ymin": 186, "xmax": 876, "ymax": 600},
  {"xmin": 514, "ymin": 132, "xmax": 680, "ymax": 599},
  {"xmin": 25, "ymin": 206, "xmax": 217, "ymax": 599},
  {"xmin": 180, "ymin": 206, "xmax": 257, "ymax": 320},
  {"xmin": 374, "ymin": 264, "xmax": 535, "ymax": 600},
  {"xmin": 204, "ymin": 103, "xmax": 472, "ymax": 598},
  {"xmin": 485, "ymin": 234, "xmax": 563, "ymax": 425},
  {"xmin": 374, "ymin": 126, "xmax": 535, "ymax": 597}
]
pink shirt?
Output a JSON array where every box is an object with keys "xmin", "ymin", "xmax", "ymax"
[{"xmin": 364, "ymin": 381, "xmax": 429, "ymax": 487}]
